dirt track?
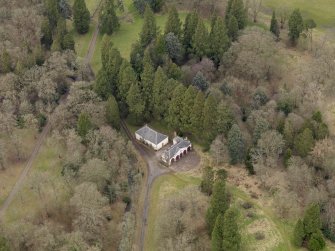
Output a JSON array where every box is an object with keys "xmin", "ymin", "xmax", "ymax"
[
  {"xmin": 120, "ymin": 120, "xmax": 171, "ymax": 251},
  {"xmin": 0, "ymin": 11, "xmax": 101, "ymax": 219}
]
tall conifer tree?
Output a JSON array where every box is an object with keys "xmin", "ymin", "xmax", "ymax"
[
  {"xmin": 270, "ymin": 11, "xmax": 280, "ymax": 39},
  {"xmin": 211, "ymin": 214, "xmax": 224, "ymax": 251},
  {"xmin": 190, "ymin": 91, "xmax": 205, "ymax": 135},
  {"xmin": 164, "ymin": 6, "xmax": 182, "ymax": 38},
  {"xmin": 183, "ymin": 11, "xmax": 199, "ymax": 53},
  {"xmin": 73, "ymin": 0, "xmax": 90, "ymax": 34},
  {"xmin": 152, "ymin": 67, "xmax": 168, "ymax": 120},
  {"xmin": 140, "ymin": 52, "xmax": 155, "ymax": 119},
  {"xmin": 106, "ymin": 95, "xmax": 120, "ymax": 129},
  {"xmin": 140, "ymin": 5, "xmax": 157, "ymax": 48},
  {"xmin": 99, "ymin": 0, "xmax": 120, "ymax": 35},
  {"xmin": 203, "ymin": 95, "xmax": 218, "ymax": 141},
  {"xmin": 222, "ymin": 208, "xmax": 241, "ymax": 251},
  {"xmin": 209, "ymin": 16, "xmax": 230, "ymax": 66},
  {"xmin": 168, "ymin": 84, "xmax": 186, "ymax": 130},
  {"xmin": 192, "ymin": 19, "xmax": 209, "ymax": 59},
  {"xmin": 180, "ymin": 86, "xmax": 197, "ymax": 133},
  {"xmin": 127, "ymin": 83, "xmax": 145, "ymax": 124},
  {"xmin": 206, "ymin": 179, "xmax": 229, "ymax": 234}
]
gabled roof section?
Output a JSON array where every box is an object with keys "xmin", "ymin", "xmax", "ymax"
[
  {"xmin": 135, "ymin": 125, "xmax": 168, "ymax": 145},
  {"xmin": 162, "ymin": 137, "xmax": 191, "ymax": 161}
]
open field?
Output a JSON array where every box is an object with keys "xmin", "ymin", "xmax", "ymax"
[
  {"xmin": 144, "ymin": 173, "xmax": 201, "ymax": 251},
  {"xmin": 3, "ymin": 138, "xmax": 67, "ymax": 223},
  {"xmin": 0, "ymin": 129, "xmax": 37, "ymax": 206},
  {"xmin": 263, "ymin": 0, "xmax": 335, "ymax": 28},
  {"xmin": 144, "ymin": 171, "xmax": 334, "ymax": 251}
]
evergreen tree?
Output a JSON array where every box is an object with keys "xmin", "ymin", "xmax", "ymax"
[
  {"xmin": 45, "ymin": 0, "xmax": 59, "ymax": 30},
  {"xmin": 165, "ymin": 33, "xmax": 184, "ymax": 64},
  {"xmin": 217, "ymin": 101, "xmax": 235, "ymax": 136},
  {"xmin": 94, "ymin": 69, "xmax": 109, "ymax": 99},
  {"xmin": 209, "ymin": 16, "xmax": 230, "ymax": 66},
  {"xmin": 168, "ymin": 84, "xmax": 187, "ymax": 130},
  {"xmin": 183, "ymin": 11, "xmax": 199, "ymax": 53},
  {"xmin": 230, "ymin": 0, "xmax": 247, "ymax": 29},
  {"xmin": 140, "ymin": 5, "xmax": 157, "ymax": 48},
  {"xmin": 163, "ymin": 59, "xmax": 182, "ymax": 80},
  {"xmin": 200, "ymin": 166, "xmax": 214, "ymax": 195},
  {"xmin": 192, "ymin": 19, "xmax": 209, "ymax": 59},
  {"xmin": 41, "ymin": 18, "xmax": 53, "ymax": 49},
  {"xmin": 284, "ymin": 148, "xmax": 292, "ymax": 167},
  {"xmin": 119, "ymin": 64, "xmax": 137, "ymax": 102},
  {"xmin": 225, "ymin": 0, "xmax": 234, "ymax": 24},
  {"xmin": 73, "ymin": 0, "xmax": 90, "ymax": 34},
  {"xmin": 149, "ymin": 0, "xmax": 164, "ymax": 12},
  {"xmin": 206, "ymin": 179, "xmax": 229, "ymax": 234},
  {"xmin": 104, "ymin": 48, "xmax": 123, "ymax": 97},
  {"xmin": 227, "ymin": 124, "xmax": 246, "ymax": 164},
  {"xmin": 152, "ymin": 67, "xmax": 168, "ymax": 120},
  {"xmin": 293, "ymin": 218, "xmax": 305, "ymax": 247},
  {"xmin": 294, "ymin": 128, "xmax": 314, "ymax": 157},
  {"xmin": 101, "ymin": 35, "xmax": 114, "ymax": 68},
  {"xmin": 58, "ymin": 0, "xmax": 72, "ymax": 19},
  {"xmin": 130, "ymin": 41, "xmax": 145, "ymax": 74},
  {"xmin": 106, "ymin": 95, "xmax": 120, "ymax": 129},
  {"xmin": 252, "ymin": 118, "xmax": 269, "ymax": 144},
  {"xmin": 192, "ymin": 71, "xmax": 209, "ymax": 91},
  {"xmin": 203, "ymin": 95, "xmax": 218, "ymax": 142},
  {"xmin": 288, "ymin": 9, "xmax": 304, "ymax": 44},
  {"xmin": 227, "ymin": 15, "xmax": 239, "ymax": 41},
  {"xmin": 308, "ymin": 230, "xmax": 325, "ymax": 251},
  {"xmin": 303, "ymin": 204, "xmax": 322, "ymax": 237},
  {"xmin": 140, "ymin": 51, "xmax": 155, "ymax": 119},
  {"xmin": 0, "ymin": 236, "xmax": 10, "ymax": 251},
  {"xmin": 151, "ymin": 34, "xmax": 166, "ymax": 66},
  {"xmin": 190, "ymin": 91, "xmax": 205, "ymax": 135},
  {"xmin": 77, "ymin": 112, "xmax": 92, "ymax": 139},
  {"xmin": 99, "ymin": 0, "xmax": 120, "ymax": 35},
  {"xmin": 63, "ymin": 33, "xmax": 75, "ymax": 50},
  {"xmin": 164, "ymin": 6, "xmax": 182, "ymax": 38},
  {"xmin": 51, "ymin": 17, "xmax": 67, "ymax": 51},
  {"xmin": 270, "ymin": 11, "xmax": 280, "ymax": 40},
  {"xmin": 127, "ymin": 83, "xmax": 145, "ymax": 124},
  {"xmin": 222, "ymin": 208, "xmax": 241, "ymax": 251},
  {"xmin": 211, "ymin": 214, "xmax": 224, "ymax": 251},
  {"xmin": 180, "ymin": 86, "xmax": 197, "ymax": 133},
  {"xmin": 0, "ymin": 50, "xmax": 11, "ymax": 74},
  {"xmin": 245, "ymin": 148, "xmax": 255, "ymax": 175}
]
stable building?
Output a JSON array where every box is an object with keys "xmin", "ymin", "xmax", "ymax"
[
  {"xmin": 161, "ymin": 136, "xmax": 192, "ymax": 166},
  {"xmin": 135, "ymin": 125, "xmax": 168, "ymax": 150}
]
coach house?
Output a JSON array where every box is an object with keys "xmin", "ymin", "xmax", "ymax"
[{"xmin": 161, "ymin": 136, "xmax": 192, "ymax": 166}]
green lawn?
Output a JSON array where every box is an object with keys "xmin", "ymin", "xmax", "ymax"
[
  {"xmin": 91, "ymin": 12, "xmax": 188, "ymax": 72},
  {"xmin": 263, "ymin": 0, "xmax": 335, "ymax": 28}
]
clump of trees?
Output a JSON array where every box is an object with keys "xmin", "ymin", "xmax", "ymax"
[
  {"xmin": 99, "ymin": 0, "xmax": 120, "ymax": 35},
  {"xmin": 293, "ymin": 204, "xmax": 325, "ymax": 251},
  {"xmin": 201, "ymin": 168, "xmax": 241, "ymax": 250}
]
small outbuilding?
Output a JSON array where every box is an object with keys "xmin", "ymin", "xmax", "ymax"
[
  {"xmin": 135, "ymin": 125, "xmax": 169, "ymax": 150},
  {"xmin": 161, "ymin": 136, "xmax": 192, "ymax": 166}
]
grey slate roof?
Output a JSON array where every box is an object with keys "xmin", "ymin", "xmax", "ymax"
[
  {"xmin": 162, "ymin": 137, "xmax": 191, "ymax": 161},
  {"xmin": 135, "ymin": 125, "xmax": 168, "ymax": 145}
]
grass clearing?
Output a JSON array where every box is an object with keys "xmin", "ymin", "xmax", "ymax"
[
  {"xmin": 3, "ymin": 137, "xmax": 68, "ymax": 223},
  {"xmin": 0, "ymin": 129, "xmax": 37, "ymax": 206},
  {"xmin": 144, "ymin": 173, "xmax": 201, "ymax": 251},
  {"xmin": 263, "ymin": 0, "xmax": 335, "ymax": 28}
]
